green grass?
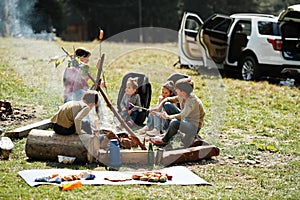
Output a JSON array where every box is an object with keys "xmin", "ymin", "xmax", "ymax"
[{"xmin": 0, "ymin": 38, "xmax": 299, "ymax": 199}]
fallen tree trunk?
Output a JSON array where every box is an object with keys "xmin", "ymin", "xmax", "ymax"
[
  {"xmin": 162, "ymin": 145, "xmax": 220, "ymax": 165},
  {"xmin": 98, "ymin": 144, "xmax": 220, "ymax": 166},
  {"xmin": 25, "ymin": 129, "xmax": 100, "ymax": 163}
]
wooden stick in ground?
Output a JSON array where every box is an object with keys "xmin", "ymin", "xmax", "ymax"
[{"xmin": 90, "ymin": 54, "xmax": 105, "ymax": 90}]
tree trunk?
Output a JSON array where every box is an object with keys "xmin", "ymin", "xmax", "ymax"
[{"xmin": 25, "ymin": 129, "xmax": 100, "ymax": 164}]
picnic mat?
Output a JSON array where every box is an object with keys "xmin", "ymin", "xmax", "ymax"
[{"xmin": 18, "ymin": 166, "xmax": 211, "ymax": 186}]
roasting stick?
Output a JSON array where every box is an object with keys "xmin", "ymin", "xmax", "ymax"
[
  {"xmin": 129, "ymin": 103, "xmax": 149, "ymax": 111},
  {"xmin": 129, "ymin": 103, "xmax": 162, "ymax": 117}
]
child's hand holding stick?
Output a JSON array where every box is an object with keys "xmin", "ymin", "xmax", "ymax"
[{"xmin": 129, "ymin": 103, "xmax": 164, "ymax": 117}]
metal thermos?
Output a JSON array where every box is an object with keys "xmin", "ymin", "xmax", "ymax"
[
  {"xmin": 155, "ymin": 148, "xmax": 164, "ymax": 165},
  {"xmin": 109, "ymin": 139, "xmax": 122, "ymax": 170}
]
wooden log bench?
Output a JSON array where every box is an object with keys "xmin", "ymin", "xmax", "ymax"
[
  {"xmin": 4, "ymin": 118, "xmax": 52, "ymax": 138},
  {"xmin": 98, "ymin": 143, "xmax": 220, "ymax": 166},
  {"xmin": 25, "ymin": 129, "xmax": 100, "ymax": 164},
  {"xmin": 162, "ymin": 145, "xmax": 220, "ymax": 165}
]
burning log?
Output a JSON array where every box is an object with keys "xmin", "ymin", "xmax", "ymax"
[{"xmin": 97, "ymin": 129, "xmax": 139, "ymax": 150}]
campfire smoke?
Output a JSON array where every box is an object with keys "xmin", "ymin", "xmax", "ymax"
[{"xmin": 0, "ymin": 0, "xmax": 54, "ymax": 40}]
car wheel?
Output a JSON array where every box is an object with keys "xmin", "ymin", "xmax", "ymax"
[{"xmin": 240, "ymin": 56, "xmax": 259, "ymax": 81}]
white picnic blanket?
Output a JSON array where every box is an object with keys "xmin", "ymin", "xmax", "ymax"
[{"xmin": 18, "ymin": 166, "xmax": 211, "ymax": 186}]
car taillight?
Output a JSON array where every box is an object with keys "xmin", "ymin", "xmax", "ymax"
[{"xmin": 267, "ymin": 38, "xmax": 282, "ymax": 51}]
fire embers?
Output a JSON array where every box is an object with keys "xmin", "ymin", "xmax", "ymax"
[{"xmin": 97, "ymin": 129, "xmax": 139, "ymax": 150}]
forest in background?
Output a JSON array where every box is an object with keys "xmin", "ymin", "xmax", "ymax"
[{"xmin": 0, "ymin": 0, "xmax": 299, "ymax": 41}]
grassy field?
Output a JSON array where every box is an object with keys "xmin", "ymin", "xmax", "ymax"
[{"xmin": 0, "ymin": 38, "xmax": 299, "ymax": 200}]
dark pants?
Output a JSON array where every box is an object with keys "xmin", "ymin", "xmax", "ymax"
[
  {"xmin": 53, "ymin": 119, "xmax": 92, "ymax": 135},
  {"xmin": 120, "ymin": 110, "xmax": 139, "ymax": 122},
  {"xmin": 163, "ymin": 102, "xmax": 181, "ymax": 130},
  {"xmin": 53, "ymin": 123, "xmax": 75, "ymax": 135}
]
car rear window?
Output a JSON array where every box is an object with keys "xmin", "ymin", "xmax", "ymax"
[{"xmin": 258, "ymin": 21, "xmax": 280, "ymax": 36}]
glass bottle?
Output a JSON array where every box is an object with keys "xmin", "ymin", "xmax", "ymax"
[{"xmin": 148, "ymin": 142, "xmax": 154, "ymax": 170}]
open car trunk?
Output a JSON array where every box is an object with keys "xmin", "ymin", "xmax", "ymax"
[{"xmin": 278, "ymin": 4, "xmax": 300, "ymax": 61}]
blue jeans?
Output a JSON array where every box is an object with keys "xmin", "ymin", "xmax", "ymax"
[
  {"xmin": 146, "ymin": 113, "xmax": 164, "ymax": 130},
  {"xmin": 81, "ymin": 119, "xmax": 93, "ymax": 135},
  {"xmin": 163, "ymin": 102, "xmax": 181, "ymax": 130},
  {"xmin": 162, "ymin": 119, "xmax": 200, "ymax": 148},
  {"xmin": 130, "ymin": 110, "xmax": 139, "ymax": 122},
  {"xmin": 120, "ymin": 110, "xmax": 139, "ymax": 122}
]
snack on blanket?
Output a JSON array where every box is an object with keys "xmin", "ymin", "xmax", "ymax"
[
  {"xmin": 131, "ymin": 171, "xmax": 172, "ymax": 183},
  {"xmin": 34, "ymin": 171, "xmax": 95, "ymax": 183},
  {"xmin": 51, "ymin": 174, "xmax": 59, "ymax": 178},
  {"xmin": 132, "ymin": 173, "xmax": 143, "ymax": 180},
  {"xmin": 61, "ymin": 175, "xmax": 74, "ymax": 181},
  {"xmin": 159, "ymin": 175, "xmax": 167, "ymax": 183},
  {"xmin": 104, "ymin": 175, "xmax": 132, "ymax": 182}
]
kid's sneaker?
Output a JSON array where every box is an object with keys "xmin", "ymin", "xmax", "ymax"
[
  {"xmin": 149, "ymin": 136, "xmax": 167, "ymax": 146},
  {"xmin": 127, "ymin": 120, "xmax": 134, "ymax": 127},
  {"xmin": 146, "ymin": 129, "xmax": 160, "ymax": 137},
  {"xmin": 136, "ymin": 126, "xmax": 149, "ymax": 134}
]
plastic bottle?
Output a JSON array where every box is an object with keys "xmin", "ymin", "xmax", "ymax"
[
  {"xmin": 109, "ymin": 139, "xmax": 122, "ymax": 170},
  {"xmin": 148, "ymin": 142, "xmax": 154, "ymax": 170}
]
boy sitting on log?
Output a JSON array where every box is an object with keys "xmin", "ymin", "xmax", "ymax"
[
  {"xmin": 51, "ymin": 90, "xmax": 99, "ymax": 135},
  {"xmin": 149, "ymin": 78, "xmax": 205, "ymax": 148}
]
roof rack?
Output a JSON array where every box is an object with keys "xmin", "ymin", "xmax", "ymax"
[{"xmin": 230, "ymin": 13, "xmax": 275, "ymax": 18}]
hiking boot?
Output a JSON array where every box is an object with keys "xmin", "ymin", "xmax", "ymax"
[{"xmin": 146, "ymin": 129, "xmax": 160, "ymax": 137}]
